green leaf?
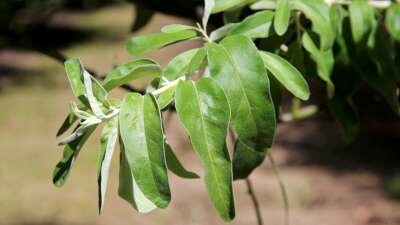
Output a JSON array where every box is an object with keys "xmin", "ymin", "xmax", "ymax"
[
  {"xmin": 127, "ymin": 30, "xmax": 198, "ymax": 56},
  {"xmin": 65, "ymin": 59, "xmax": 86, "ymax": 100},
  {"xmin": 328, "ymin": 95, "xmax": 359, "ymax": 142},
  {"xmin": 203, "ymin": 0, "xmax": 215, "ymax": 29},
  {"xmin": 56, "ymin": 112, "xmax": 78, "ymax": 137},
  {"xmin": 302, "ymin": 32, "xmax": 334, "ymax": 97},
  {"xmin": 64, "ymin": 58, "xmax": 107, "ymax": 104},
  {"xmin": 97, "ymin": 117, "xmax": 118, "ymax": 213},
  {"xmin": 386, "ymin": 4, "xmax": 400, "ymax": 42},
  {"xmin": 259, "ymin": 51, "xmax": 310, "ymax": 100},
  {"xmin": 250, "ymin": 0, "xmax": 276, "ymax": 10},
  {"xmin": 212, "ymin": 0, "xmax": 256, "ymax": 13},
  {"xmin": 274, "ymin": 0, "xmax": 290, "ymax": 35},
  {"xmin": 157, "ymin": 47, "xmax": 206, "ymax": 109},
  {"xmin": 53, "ymin": 125, "xmax": 97, "ymax": 187},
  {"xmin": 207, "ymin": 35, "xmax": 276, "ymax": 179},
  {"xmin": 161, "ymin": 24, "xmax": 196, "ymax": 33},
  {"xmin": 119, "ymin": 93, "xmax": 170, "ymax": 208},
  {"xmin": 292, "ymin": 0, "xmax": 335, "ymax": 50},
  {"xmin": 163, "ymin": 48, "xmax": 203, "ymax": 81},
  {"xmin": 102, "ymin": 59, "xmax": 161, "ymax": 91},
  {"xmin": 210, "ymin": 23, "xmax": 238, "ymax": 41},
  {"xmin": 118, "ymin": 142, "xmax": 157, "ymax": 213},
  {"xmin": 349, "ymin": 0, "xmax": 375, "ymax": 43},
  {"xmin": 229, "ymin": 10, "xmax": 275, "ymax": 39},
  {"xmin": 175, "ymin": 78, "xmax": 235, "ymax": 221},
  {"xmin": 165, "ymin": 142, "xmax": 199, "ymax": 179}
]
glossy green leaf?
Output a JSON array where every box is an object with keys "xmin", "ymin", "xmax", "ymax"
[
  {"xmin": 97, "ymin": 117, "xmax": 118, "ymax": 213},
  {"xmin": 250, "ymin": 0, "xmax": 276, "ymax": 10},
  {"xmin": 212, "ymin": 0, "xmax": 256, "ymax": 13},
  {"xmin": 161, "ymin": 24, "xmax": 196, "ymax": 33},
  {"xmin": 163, "ymin": 48, "xmax": 203, "ymax": 81},
  {"xmin": 210, "ymin": 23, "xmax": 238, "ymax": 41},
  {"xmin": 53, "ymin": 125, "xmax": 97, "ymax": 187},
  {"xmin": 207, "ymin": 35, "xmax": 276, "ymax": 179},
  {"xmin": 175, "ymin": 78, "xmax": 235, "ymax": 221},
  {"xmin": 118, "ymin": 142, "xmax": 157, "ymax": 213},
  {"xmin": 259, "ymin": 51, "xmax": 309, "ymax": 100},
  {"xmin": 302, "ymin": 32, "xmax": 334, "ymax": 97},
  {"xmin": 56, "ymin": 112, "xmax": 78, "ymax": 137},
  {"xmin": 127, "ymin": 30, "xmax": 198, "ymax": 56},
  {"xmin": 157, "ymin": 86, "xmax": 176, "ymax": 110},
  {"xmin": 386, "ymin": 4, "xmax": 400, "ymax": 42},
  {"xmin": 349, "ymin": 0, "xmax": 375, "ymax": 43},
  {"xmin": 274, "ymin": 0, "xmax": 290, "ymax": 35},
  {"xmin": 229, "ymin": 10, "xmax": 275, "ymax": 38},
  {"xmin": 119, "ymin": 93, "xmax": 170, "ymax": 208},
  {"xmin": 165, "ymin": 142, "xmax": 199, "ymax": 179},
  {"xmin": 292, "ymin": 0, "xmax": 335, "ymax": 50},
  {"xmin": 102, "ymin": 59, "xmax": 161, "ymax": 91}
]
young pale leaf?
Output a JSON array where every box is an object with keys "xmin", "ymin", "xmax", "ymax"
[
  {"xmin": 119, "ymin": 93, "xmax": 170, "ymax": 208},
  {"xmin": 203, "ymin": 0, "xmax": 215, "ymax": 29},
  {"xmin": 210, "ymin": 23, "xmax": 238, "ymax": 41},
  {"xmin": 250, "ymin": 0, "xmax": 276, "ymax": 10},
  {"xmin": 56, "ymin": 112, "xmax": 78, "ymax": 137},
  {"xmin": 165, "ymin": 143, "xmax": 199, "ymax": 179},
  {"xmin": 102, "ymin": 59, "xmax": 161, "ymax": 91},
  {"xmin": 53, "ymin": 125, "xmax": 97, "ymax": 187},
  {"xmin": 65, "ymin": 59, "xmax": 86, "ymax": 100},
  {"xmin": 302, "ymin": 32, "xmax": 334, "ymax": 97},
  {"xmin": 349, "ymin": 0, "xmax": 375, "ymax": 43},
  {"xmin": 274, "ymin": 0, "xmax": 290, "ymax": 35},
  {"xmin": 64, "ymin": 59, "xmax": 107, "ymax": 105},
  {"xmin": 292, "ymin": 0, "xmax": 335, "ymax": 50},
  {"xmin": 259, "ymin": 51, "xmax": 310, "ymax": 100},
  {"xmin": 207, "ymin": 35, "xmax": 276, "ymax": 179},
  {"xmin": 127, "ymin": 30, "xmax": 198, "ymax": 56},
  {"xmin": 161, "ymin": 24, "xmax": 196, "ymax": 33},
  {"xmin": 83, "ymin": 70, "xmax": 107, "ymax": 119},
  {"xmin": 386, "ymin": 4, "xmax": 400, "ymax": 42},
  {"xmin": 118, "ymin": 143, "xmax": 157, "ymax": 213},
  {"xmin": 97, "ymin": 117, "xmax": 118, "ymax": 213},
  {"xmin": 175, "ymin": 78, "xmax": 235, "ymax": 221},
  {"xmin": 229, "ymin": 10, "xmax": 275, "ymax": 39}
]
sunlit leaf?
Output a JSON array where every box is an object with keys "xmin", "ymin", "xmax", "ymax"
[
  {"xmin": 207, "ymin": 35, "xmax": 276, "ymax": 179},
  {"xmin": 274, "ymin": 0, "xmax": 290, "ymax": 35},
  {"xmin": 119, "ymin": 93, "xmax": 170, "ymax": 208},
  {"xmin": 259, "ymin": 51, "xmax": 310, "ymax": 100},
  {"xmin": 386, "ymin": 4, "xmax": 400, "ymax": 42},
  {"xmin": 97, "ymin": 117, "xmax": 118, "ymax": 213},
  {"xmin": 349, "ymin": 0, "xmax": 375, "ymax": 43},
  {"xmin": 102, "ymin": 59, "xmax": 161, "ymax": 91},
  {"xmin": 175, "ymin": 78, "xmax": 235, "ymax": 221},
  {"xmin": 127, "ymin": 30, "xmax": 198, "ymax": 56}
]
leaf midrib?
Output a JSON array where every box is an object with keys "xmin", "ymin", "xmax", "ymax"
[{"xmin": 192, "ymin": 81, "xmax": 230, "ymax": 214}]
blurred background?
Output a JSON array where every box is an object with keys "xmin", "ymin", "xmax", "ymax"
[{"xmin": 0, "ymin": 1, "xmax": 399, "ymax": 225}]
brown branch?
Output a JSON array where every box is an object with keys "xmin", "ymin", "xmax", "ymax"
[{"xmin": 245, "ymin": 178, "xmax": 264, "ymax": 225}]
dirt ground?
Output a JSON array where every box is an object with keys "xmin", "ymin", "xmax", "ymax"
[{"xmin": 0, "ymin": 4, "xmax": 399, "ymax": 225}]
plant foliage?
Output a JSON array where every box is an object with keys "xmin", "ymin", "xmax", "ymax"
[{"xmin": 54, "ymin": 0, "xmax": 400, "ymax": 221}]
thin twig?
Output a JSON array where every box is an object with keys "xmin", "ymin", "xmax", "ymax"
[
  {"xmin": 245, "ymin": 178, "xmax": 264, "ymax": 225},
  {"xmin": 267, "ymin": 152, "xmax": 290, "ymax": 225}
]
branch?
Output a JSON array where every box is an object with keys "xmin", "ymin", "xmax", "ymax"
[{"xmin": 245, "ymin": 178, "xmax": 264, "ymax": 225}]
